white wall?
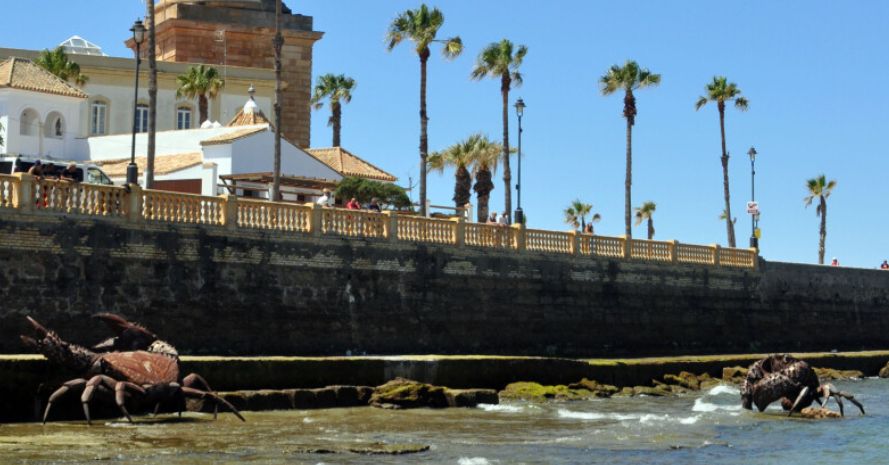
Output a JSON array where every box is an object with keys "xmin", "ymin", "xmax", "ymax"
[
  {"xmin": 230, "ymin": 131, "xmax": 342, "ymax": 180},
  {"xmin": 0, "ymin": 88, "xmax": 86, "ymax": 160},
  {"xmin": 85, "ymin": 125, "xmax": 258, "ymax": 161}
]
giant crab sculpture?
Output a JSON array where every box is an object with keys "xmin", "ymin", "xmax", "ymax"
[
  {"xmin": 21, "ymin": 315, "xmax": 245, "ymax": 424},
  {"xmin": 740, "ymin": 354, "xmax": 864, "ymax": 417}
]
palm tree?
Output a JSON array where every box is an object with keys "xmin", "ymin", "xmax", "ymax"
[
  {"xmin": 695, "ymin": 76, "xmax": 749, "ymax": 248},
  {"xmin": 804, "ymin": 175, "xmax": 837, "ymax": 265},
  {"xmin": 634, "ymin": 201, "xmax": 657, "ymax": 240},
  {"xmin": 428, "ymin": 136, "xmax": 477, "ymax": 210},
  {"xmin": 311, "ymin": 74, "xmax": 356, "ymax": 147},
  {"xmin": 470, "ymin": 39, "xmax": 527, "ymax": 224},
  {"xmin": 600, "ymin": 60, "xmax": 661, "ymax": 241},
  {"xmin": 146, "ymin": 0, "xmax": 158, "ymax": 188},
  {"xmin": 175, "ymin": 65, "xmax": 224, "ymax": 125},
  {"xmin": 387, "ymin": 4, "xmax": 463, "ymax": 216},
  {"xmin": 35, "ymin": 47, "xmax": 88, "ymax": 86},
  {"xmin": 466, "ymin": 135, "xmax": 504, "ymax": 222},
  {"xmin": 272, "ymin": 0, "xmax": 284, "ymax": 201},
  {"xmin": 564, "ymin": 200, "xmax": 601, "ymax": 233}
]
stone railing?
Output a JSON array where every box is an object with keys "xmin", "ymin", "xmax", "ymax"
[{"xmin": 0, "ymin": 173, "xmax": 758, "ymax": 269}]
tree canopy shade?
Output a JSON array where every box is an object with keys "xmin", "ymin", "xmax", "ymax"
[
  {"xmin": 311, "ymin": 73, "xmax": 356, "ymax": 147},
  {"xmin": 634, "ymin": 201, "xmax": 657, "ymax": 239},
  {"xmin": 175, "ymin": 65, "xmax": 224, "ymax": 124},
  {"xmin": 471, "ymin": 39, "xmax": 527, "ymax": 225},
  {"xmin": 804, "ymin": 175, "xmax": 837, "ymax": 265},
  {"xmin": 335, "ymin": 177, "xmax": 412, "ymax": 210},
  {"xmin": 35, "ymin": 47, "xmax": 88, "ymax": 86},
  {"xmin": 600, "ymin": 60, "xmax": 660, "ymax": 241},
  {"xmin": 386, "ymin": 3, "xmax": 462, "ymax": 217},
  {"xmin": 695, "ymin": 76, "xmax": 749, "ymax": 248}
]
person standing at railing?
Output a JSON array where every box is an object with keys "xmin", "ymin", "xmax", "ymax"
[
  {"xmin": 28, "ymin": 161, "xmax": 48, "ymax": 209},
  {"xmin": 881, "ymin": 260, "xmax": 889, "ymax": 270},
  {"xmin": 316, "ymin": 188, "xmax": 335, "ymax": 208},
  {"xmin": 368, "ymin": 198, "xmax": 381, "ymax": 212},
  {"xmin": 60, "ymin": 163, "xmax": 82, "ymax": 183},
  {"xmin": 346, "ymin": 197, "xmax": 361, "ymax": 210}
]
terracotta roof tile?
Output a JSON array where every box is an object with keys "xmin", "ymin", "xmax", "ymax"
[
  {"xmin": 306, "ymin": 147, "xmax": 397, "ymax": 182},
  {"xmin": 200, "ymin": 125, "xmax": 268, "ymax": 145},
  {"xmin": 0, "ymin": 57, "xmax": 88, "ymax": 98},
  {"xmin": 95, "ymin": 152, "xmax": 203, "ymax": 178}
]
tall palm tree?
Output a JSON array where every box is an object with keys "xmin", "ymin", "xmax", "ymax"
[
  {"xmin": 35, "ymin": 47, "xmax": 88, "ymax": 86},
  {"xmin": 428, "ymin": 136, "xmax": 478, "ymax": 210},
  {"xmin": 600, "ymin": 60, "xmax": 661, "ymax": 240},
  {"xmin": 387, "ymin": 4, "xmax": 463, "ymax": 216},
  {"xmin": 695, "ymin": 76, "xmax": 749, "ymax": 248},
  {"xmin": 466, "ymin": 135, "xmax": 504, "ymax": 222},
  {"xmin": 146, "ymin": 0, "xmax": 158, "ymax": 188},
  {"xmin": 804, "ymin": 175, "xmax": 837, "ymax": 265},
  {"xmin": 175, "ymin": 65, "xmax": 225, "ymax": 126},
  {"xmin": 272, "ymin": 0, "xmax": 283, "ymax": 201},
  {"xmin": 634, "ymin": 201, "xmax": 657, "ymax": 240},
  {"xmin": 470, "ymin": 39, "xmax": 527, "ymax": 224},
  {"xmin": 311, "ymin": 74, "xmax": 356, "ymax": 147},
  {"xmin": 564, "ymin": 199, "xmax": 601, "ymax": 232}
]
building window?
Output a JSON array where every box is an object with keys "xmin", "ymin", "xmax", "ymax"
[
  {"xmin": 44, "ymin": 113, "xmax": 65, "ymax": 139},
  {"xmin": 90, "ymin": 102, "xmax": 107, "ymax": 135},
  {"xmin": 55, "ymin": 118, "xmax": 63, "ymax": 137},
  {"xmin": 135, "ymin": 104, "xmax": 148, "ymax": 133},
  {"xmin": 20, "ymin": 108, "xmax": 39, "ymax": 136},
  {"xmin": 177, "ymin": 107, "xmax": 192, "ymax": 130}
]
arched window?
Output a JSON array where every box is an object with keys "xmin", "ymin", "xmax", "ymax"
[
  {"xmin": 19, "ymin": 108, "xmax": 39, "ymax": 136},
  {"xmin": 176, "ymin": 106, "xmax": 192, "ymax": 130},
  {"xmin": 135, "ymin": 104, "xmax": 148, "ymax": 133},
  {"xmin": 90, "ymin": 100, "xmax": 108, "ymax": 135},
  {"xmin": 44, "ymin": 112, "xmax": 65, "ymax": 139}
]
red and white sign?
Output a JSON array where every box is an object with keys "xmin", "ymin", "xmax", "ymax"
[{"xmin": 746, "ymin": 201, "xmax": 759, "ymax": 215}]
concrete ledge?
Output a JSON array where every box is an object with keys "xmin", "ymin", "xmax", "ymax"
[{"xmin": 4, "ymin": 351, "xmax": 889, "ymax": 423}]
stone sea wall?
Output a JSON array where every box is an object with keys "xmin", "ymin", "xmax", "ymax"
[{"xmin": 1, "ymin": 211, "xmax": 888, "ymax": 356}]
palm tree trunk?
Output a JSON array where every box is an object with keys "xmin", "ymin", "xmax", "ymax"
[
  {"xmin": 819, "ymin": 196, "xmax": 827, "ymax": 265},
  {"xmin": 331, "ymin": 101, "xmax": 342, "ymax": 147},
  {"xmin": 271, "ymin": 0, "xmax": 283, "ymax": 202},
  {"xmin": 146, "ymin": 0, "xmax": 157, "ymax": 189},
  {"xmin": 199, "ymin": 95, "xmax": 208, "ymax": 125},
  {"xmin": 474, "ymin": 168, "xmax": 492, "ymax": 223},
  {"xmin": 718, "ymin": 104, "xmax": 736, "ymax": 247},
  {"xmin": 624, "ymin": 112, "xmax": 633, "ymax": 240},
  {"xmin": 648, "ymin": 218, "xmax": 654, "ymax": 240},
  {"xmin": 501, "ymin": 74, "xmax": 511, "ymax": 224},
  {"xmin": 454, "ymin": 165, "xmax": 471, "ymax": 209},
  {"xmin": 419, "ymin": 49, "xmax": 430, "ymax": 216}
]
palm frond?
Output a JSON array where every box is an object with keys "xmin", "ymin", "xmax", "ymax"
[{"xmin": 694, "ymin": 96, "xmax": 708, "ymax": 110}]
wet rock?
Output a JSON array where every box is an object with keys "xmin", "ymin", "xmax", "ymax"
[
  {"xmin": 369, "ymin": 378, "xmax": 448, "ymax": 409},
  {"xmin": 568, "ymin": 378, "xmax": 619, "ymax": 398},
  {"xmin": 632, "ymin": 386, "xmax": 669, "ymax": 397},
  {"xmin": 879, "ymin": 362, "xmax": 889, "ymax": 378},
  {"xmin": 498, "ymin": 382, "xmax": 595, "ymax": 401},
  {"xmin": 445, "ymin": 389, "xmax": 499, "ymax": 407},
  {"xmin": 244, "ymin": 389, "xmax": 293, "ymax": 411},
  {"xmin": 799, "ymin": 407, "xmax": 842, "ymax": 419},
  {"xmin": 814, "ymin": 368, "xmax": 863, "ymax": 380},
  {"xmin": 722, "ymin": 366, "xmax": 748, "ymax": 384},
  {"xmin": 289, "ymin": 442, "xmax": 430, "ymax": 455},
  {"xmin": 291, "ymin": 389, "xmax": 317, "ymax": 409},
  {"xmin": 310, "ymin": 387, "xmax": 340, "ymax": 408}
]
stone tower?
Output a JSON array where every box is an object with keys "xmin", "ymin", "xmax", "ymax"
[{"xmin": 149, "ymin": 0, "xmax": 322, "ymax": 147}]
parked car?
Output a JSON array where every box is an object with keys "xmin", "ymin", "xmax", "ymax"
[{"xmin": 0, "ymin": 156, "xmax": 114, "ymax": 185}]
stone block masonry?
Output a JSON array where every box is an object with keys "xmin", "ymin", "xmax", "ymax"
[{"xmin": 1, "ymin": 211, "xmax": 889, "ymax": 357}]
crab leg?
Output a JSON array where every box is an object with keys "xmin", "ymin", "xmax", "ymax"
[
  {"xmin": 43, "ymin": 378, "xmax": 86, "ymax": 424},
  {"xmin": 114, "ymin": 381, "xmax": 146, "ymax": 423},
  {"xmin": 833, "ymin": 390, "xmax": 865, "ymax": 415},
  {"xmin": 183, "ymin": 373, "xmax": 219, "ymax": 419},
  {"xmin": 787, "ymin": 386, "xmax": 809, "ymax": 417},
  {"xmin": 181, "ymin": 386, "xmax": 246, "ymax": 422}
]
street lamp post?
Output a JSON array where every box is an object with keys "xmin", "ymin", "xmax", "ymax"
[
  {"xmin": 127, "ymin": 20, "xmax": 146, "ymax": 185},
  {"xmin": 748, "ymin": 146, "xmax": 758, "ymax": 249},
  {"xmin": 513, "ymin": 98, "xmax": 526, "ymax": 224}
]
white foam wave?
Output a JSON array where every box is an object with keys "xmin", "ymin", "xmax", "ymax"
[
  {"xmin": 478, "ymin": 404, "xmax": 522, "ymax": 413},
  {"xmin": 558, "ymin": 409, "xmax": 700, "ymax": 425},
  {"xmin": 679, "ymin": 415, "xmax": 701, "ymax": 425},
  {"xmin": 692, "ymin": 398, "xmax": 743, "ymax": 413},
  {"xmin": 458, "ymin": 458, "xmax": 491, "ymax": 465},
  {"xmin": 706, "ymin": 385, "xmax": 739, "ymax": 396}
]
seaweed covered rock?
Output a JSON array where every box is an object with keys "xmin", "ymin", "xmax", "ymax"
[
  {"xmin": 800, "ymin": 407, "xmax": 842, "ymax": 419},
  {"xmin": 663, "ymin": 371, "xmax": 717, "ymax": 391},
  {"xmin": 445, "ymin": 389, "xmax": 499, "ymax": 407},
  {"xmin": 369, "ymin": 378, "xmax": 449, "ymax": 409},
  {"xmin": 879, "ymin": 362, "xmax": 889, "ymax": 378},
  {"xmin": 567, "ymin": 378, "xmax": 620, "ymax": 398},
  {"xmin": 814, "ymin": 368, "xmax": 864, "ymax": 380},
  {"xmin": 499, "ymin": 382, "xmax": 595, "ymax": 401},
  {"xmin": 722, "ymin": 366, "xmax": 748, "ymax": 384}
]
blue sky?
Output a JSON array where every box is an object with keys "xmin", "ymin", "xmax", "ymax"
[{"xmin": 2, "ymin": 1, "xmax": 888, "ymax": 268}]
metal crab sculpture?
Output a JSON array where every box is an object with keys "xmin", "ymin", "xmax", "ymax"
[
  {"xmin": 740, "ymin": 354, "xmax": 864, "ymax": 417},
  {"xmin": 21, "ymin": 314, "xmax": 245, "ymax": 424}
]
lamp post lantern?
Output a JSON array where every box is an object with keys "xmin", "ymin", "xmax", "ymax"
[
  {"xmin": 127, "ymin": 19, "xmax": 146, "ymax": 185},
  {"xmin": 748, "ymin": 146, "xmax": 758, "ymax": 249},
  {"xmin": 513, "ymin": 98, "xmax": 526, "ymax": 224}
]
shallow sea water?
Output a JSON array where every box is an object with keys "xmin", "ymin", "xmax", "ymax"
[{"xmin": 0, "ymin": 378, "xmax": 883, "ymax": 464}]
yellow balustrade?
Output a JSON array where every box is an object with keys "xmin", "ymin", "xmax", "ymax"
[
  {"xmin": 322, "ymin": 207, "xmax": 387, "ymax": 239},
  {"xmin": 395, "ymin": 215, "xmax": 457, "ymax": 244},
  {"xmin": 0, "ymin": 174, "xmax": 758, "ymax": 269},
  {"xmin": 238, "ymin": 199, "xmax": 312, "ymax": 232},
  {"xmin": 142, "ymin": 189, "xmax": 224, "ymax": 225},
  {"xmin": 629, "ymin": 239, "xmax": 673, "ymax": 262},
  {"xmin": 676, "ymin": 243, "xmax": 717, "ymax": 265},
  {"xmin": 0, "ymin": 175, "xmax": 19, "ymax": 209},
  {"xmin": 465, "ymin": 223, "xmax": 516, "ymax": 249},
  {"xmin": 525, "ymin": 229, "xmax": 573, "ymax": 254}
]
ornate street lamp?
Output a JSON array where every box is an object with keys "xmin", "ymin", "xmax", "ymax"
[
  {"xmin": 513, "ymin": 98, "xmax": 526, "ymax": 224},
  {"xmin": 127, "ymin": 19, "xmax": 146, "ymax": 185},
  {"xmin": 748, "ymin": 146, "xmax": 758, "ymax": 249}
]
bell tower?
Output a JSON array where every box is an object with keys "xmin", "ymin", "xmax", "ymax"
[{"xmin": 147, "ymin": 0, "xmax": 323, "ymax": 147}]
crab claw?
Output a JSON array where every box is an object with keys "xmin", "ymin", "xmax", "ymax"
[
  {"xmin": 20, "ymin": 335, "xmax": 37, "ymax": 349},
  {"xmin": 25, "ymin": 316, "xmax": 49, "ymax": 337},
  {"xmin": 788, "ymin": 386, "xmax": 810, "ymax": 417},
  {"xmin": 820, "ymin": 385, "xmax": 830, "ymax": 407}
]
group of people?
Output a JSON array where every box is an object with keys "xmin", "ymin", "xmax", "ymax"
[
  {"xmin": 486, "ymin": 211, "xmax": 509, "ymax": 226},
  {"xmin": 315, "ymin": 188, "xmax": 381, "ymax": 212},
  {"xmin": 24, "ymin": 160, "xmax": 82, "ymax": 183}
]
